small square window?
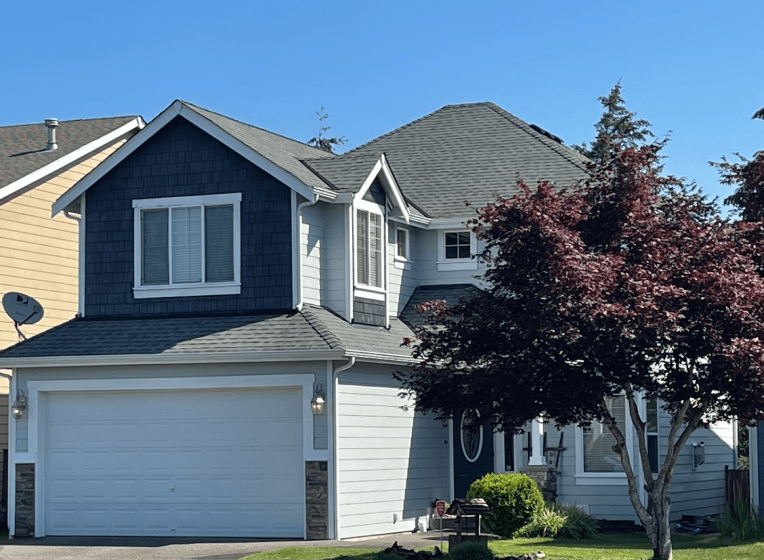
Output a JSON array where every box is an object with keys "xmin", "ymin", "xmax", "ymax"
[{"xmin": 445, "ymin": 231, "xmax": 471, "ymax": 259}]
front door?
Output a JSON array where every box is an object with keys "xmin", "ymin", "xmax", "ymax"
[{"xmin": 453, "ymin": 410, "xmax": 494, "ymax": 498}]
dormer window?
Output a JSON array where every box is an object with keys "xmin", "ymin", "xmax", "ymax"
[
  {"xmin": 356, "ymin": 208, "xmax": 383, "ymax": 288},
  {"xmin": 133, "ymin": 193, "xmax": 241, "ymax": 298}
]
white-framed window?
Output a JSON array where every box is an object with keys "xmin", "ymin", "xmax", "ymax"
[
  {"xmin": 132, "ymin": 193, "xmax": 241, "ymax": 299},
  {"xmin": 395, "ymin": 226, "xmax": 409, "ymax": 261},
  {"xmin": 576, "ymin": 394, "xmax": 630, "ymax": 484},
  {"xmin": 356, "ymin": 202, "xmax": 384, "ymax": 289},
  {"xmin": 437, "ymin": 229, "xmax": 477, "ymax": 271}
]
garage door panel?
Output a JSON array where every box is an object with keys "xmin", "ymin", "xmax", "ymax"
[{"xmin": 43, "ymin": 387, "xmax": 304, "ymax": 537}]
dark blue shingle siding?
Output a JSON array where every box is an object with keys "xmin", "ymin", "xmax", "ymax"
[
  {"xmin": 353, "ymin": 297, "xmax": 386, "ymax": 327},
  {"xmin": 84, "ymin": 116, "xmax": 293, "ymax": 317}
]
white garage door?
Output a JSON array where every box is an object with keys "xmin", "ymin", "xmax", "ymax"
[{"xmin": 43, "ymin": 387, "xmax": 304, "ymax": 537}]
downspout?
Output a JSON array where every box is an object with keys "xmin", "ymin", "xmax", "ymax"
[
  {"xmin": 2, "ymin": 371, "xmax": 14, "ymax": 537},
  {"xmin": 63, "ymin": 209, "xmax": 84, "ymax": 317},
  {"xmin": 332, "ymin": 356, "xmax": 355, "ymax": 539},
  {"xmin": 295, "ymin": 198, "xmax": 317, "ymax": 311}
]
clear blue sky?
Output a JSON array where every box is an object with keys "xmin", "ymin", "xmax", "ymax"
[{"xmin": 3, "ymin": 0, "xmax": 762, "ymax": 211}]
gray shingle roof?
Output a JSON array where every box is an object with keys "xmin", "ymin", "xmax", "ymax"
[
  {"xmin": 307, "ymin": 102, "xmax": 590, "ymax": 219},
  {"xmin": 0, "ymin": 306, "xmax": 416, "ymax": 363},
  {"xmin": 179, "ymin": 101, "xmax": 336, "ymax": 192},
  {"xmin": 400, "ymin": 284, "xmax": 482, "ymax": 328},
  {"xmin": 0, "ymin": 116, "xmax": 139, "ymax": 190}
]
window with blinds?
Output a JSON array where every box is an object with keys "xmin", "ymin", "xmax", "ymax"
[
  {"xmin": 134, "ymin": 193, "xmax": 240, "ymax": 298},
  {"xmin": 356, "ymin": 209, "xmax": 383, "ymax": 288},
  {"xmin": 583, "ymin": 395, "xmax": 626, "ymax": 473}
]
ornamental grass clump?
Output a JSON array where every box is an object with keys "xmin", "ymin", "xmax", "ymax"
[
  {"xmin": 467, "ymin": 473, "xmax": 544, "ymax": 538},
  {"xmin": 516, "ymin": 502, "xmax": 599, "ymax": 539}
]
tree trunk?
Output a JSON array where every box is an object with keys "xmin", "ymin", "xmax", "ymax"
[{"xmin": 649, "ymin": 488, "xmax": 673, "ymax": 560}]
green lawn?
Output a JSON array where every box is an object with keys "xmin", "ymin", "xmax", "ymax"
[{"xmin": 240, "ymin": 533, "xmax": 764, "ymax": 560}]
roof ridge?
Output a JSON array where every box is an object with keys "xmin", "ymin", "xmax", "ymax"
[
  {"xmin": 178, "ymin": 100, "xmax": 335, "ymax": 159},
  {"xmin": 339, "ymin": 102, "xmax": 494, "ymax": 156},
  {"xmin": 0, "ymin": 115, "xmax": 140, "ymax": 130},
  {"xmin": 483, "ymin": 103, "xmax": 590, "ymax": 175},
  {"xmin": 299, "ymin": 304, "xmax": 346, "ymax": 350}
]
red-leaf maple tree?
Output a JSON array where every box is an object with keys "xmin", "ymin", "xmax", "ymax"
[{"xmin": 398, "ymin": 142, "xmax": 764, "ymax": 560}]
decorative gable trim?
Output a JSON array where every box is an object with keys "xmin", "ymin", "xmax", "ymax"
[
  {"xmin": 356, "ymin": 154, "xmax": 409, "ymax": 223},
  {"xmin": 0, "ymin": 118, "xmax": 145, "ymax": 207},
  {"xmin": 53, "ymin": 101, "xmax": 317, "ymax": 216}
]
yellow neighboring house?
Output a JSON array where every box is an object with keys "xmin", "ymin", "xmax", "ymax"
[{"xmin": 0, "ymin": 115, "xmax": 144, "ymax": 523}]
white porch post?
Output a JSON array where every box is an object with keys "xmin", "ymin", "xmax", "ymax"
[{"xmin": 528, "ymin": 417, "xmax": 547, "ymax": 466}]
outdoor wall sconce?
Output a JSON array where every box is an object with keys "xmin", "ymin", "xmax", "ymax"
[
  {"xmin": 311, "ymin": 383, "xmax": 326, "ymax": 415},
  {"xmin": 12, "ymin": 390, "xmax": 26, "ymax": 419},
  {"xmin": 692, "ymin": 441, "xmax": 705, "ymax": 468}
]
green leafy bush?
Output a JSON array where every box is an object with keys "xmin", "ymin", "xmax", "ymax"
[
  {"xmin": 516, "ymin": 502, "xmax": 599, "ymax": 539},
  {"xmin": 446, "ymin": 541, "xmax": 495, "ymax": 560},
  {"xmin": 466, "ymin": 472, "xmax": 544, "ymax": 537},
  {"xmin": 717, "ymin": 498, "xmax": 764, "ymax": 541}
]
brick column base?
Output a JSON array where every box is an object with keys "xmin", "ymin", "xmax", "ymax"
[
  {"xmin": 15, "ymin": 463, "xmax": 35, "ymax": 538},
  {"xmin": 521, "ymin": 465, "xmax": 557, "ymax": 502},
  {"xmin": 306, "ymin": 461, "xmax": 328, "ymax": 540}
]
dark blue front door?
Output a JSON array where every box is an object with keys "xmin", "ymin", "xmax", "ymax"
[{"xmin": 453, "ymin": 410, "xmax": 494, "ymax": 498}]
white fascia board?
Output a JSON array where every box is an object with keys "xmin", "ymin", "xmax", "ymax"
[
  {"xmin": 356, "ymin": 155, "xmax": 410, "ymax": 223},
  {"xmin": 0, "ymin": 117, "xmax": 144, "ymax": 209},
  {"xmin": 176, "ymin": 104, "xmax": 317, "ymax": 203},
  {"xmin": 426, "ymin": 217, "xmax": 473, "ymax": 230},
  {"xmin": 52, "ymin": 101, "xmax": 319, "ymax": 216},
  {"xmin": 345, "ymin": 349, "xmax": 418, "ymax": 365},
  {"xmin": 0, "ymin": 349, "xmax": 346, "ymax": 369}
]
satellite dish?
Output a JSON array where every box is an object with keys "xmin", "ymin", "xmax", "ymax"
[{"xmin": 3, "ymin": 292, "xmax": 44, "ymax": 341}]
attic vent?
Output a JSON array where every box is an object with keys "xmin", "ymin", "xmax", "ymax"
[
  {"xmin": 530, "ymin": 124, "xmax": 563, "ymax": 145},
  {"xmin": 44, "ymin": 118, "xmax": 59, "ymax": 151}
]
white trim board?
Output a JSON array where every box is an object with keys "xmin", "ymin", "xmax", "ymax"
[
  {"xmin": 0, "ymin": 118, "xmax": 145, "ymax": 208},
  {"xmin": 53, "ymin": 101, "xmax": 317, "ymax": 216}
]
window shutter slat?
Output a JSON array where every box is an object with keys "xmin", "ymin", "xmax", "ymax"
[
  {"xmin": 172, "ymin": 207, "xmax": 202, "ymax": 284},
  {"xmin": 583, "ymin": 395, "xmax": 626, "ymax": 473}
]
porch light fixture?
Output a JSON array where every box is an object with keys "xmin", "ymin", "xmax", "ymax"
[
  {"xmin": 12, "ymin": 390, "xmax": 26, "ymax": 419},
  {"xmin": 311, "ymin": 383, "xmax": 326, "ymax": 415}
]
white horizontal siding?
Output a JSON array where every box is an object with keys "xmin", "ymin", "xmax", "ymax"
[
  {"xmin": 337, "ymin": 370, "xmax": 449, "ymax": 538},
  {"xmin": 415, "ymin": 229, "xmax": 486, "ymax": 287}
]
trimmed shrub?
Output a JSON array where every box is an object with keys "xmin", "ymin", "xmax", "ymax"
[
  {"xmin": 447, "ymin": 541, "xmax": 495, "ymax": 560},
  {"xmin": 466, "ymin": 472, "xmax": 544, "ymax": 538}
]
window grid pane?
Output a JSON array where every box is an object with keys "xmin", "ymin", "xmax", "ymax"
[
  {"xmin": 583, "ymin": 395, "xmax": 625, "ymax": 473},
  {"xmin": 445, "ymin": 231, "xmax": 471, "ymax": 260},
  {"xmin": 357, "ymin": 210, "xmax": 369, "ymax": 285},
  {"xmin": 171, "ymin": 207, "xmax": 202, "ymax": 284},
  {"xmin": 396, "ymin": 229, "xmax": 407, "ymax": 259},
  {"xmin": 205, "ymin": 205, "xmax": 234, "ymax": 282},
  {"xmin": 369, "ymin": 213, "xmax": 382, "ymax": 288},
  {"xmin": 141, "ymin": 209, "xmax": 169, "ymax": 285}
]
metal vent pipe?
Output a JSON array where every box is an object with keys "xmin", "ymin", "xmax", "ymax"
[{"xmin": 44, "ymin": 118, "xmax": 59, "ymax": 151}]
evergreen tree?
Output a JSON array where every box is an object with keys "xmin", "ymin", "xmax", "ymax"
[{"xmin": 573, "ymin": 81, "xmax": 654, "ymax": 164}]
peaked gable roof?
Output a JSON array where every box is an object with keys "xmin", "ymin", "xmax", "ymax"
[
  {"xmin": 54, "ymin": 100, "xmax": 335, "ymax": 215},
  {"xmin": 310, "ymin": 102, "xmax": 590, "ymax": 220},
  {"xmin": 0, "ymin": 116, "xmax": 144, "ymax": 205}
]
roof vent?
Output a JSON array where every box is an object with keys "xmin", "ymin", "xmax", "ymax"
[
  {"xmin": 530, "ymin": 123, "xmax": 563, "ymax": 144},
  {"xmin": 44, "ymin": 118, "xmax": 59, "ymax": 151}
]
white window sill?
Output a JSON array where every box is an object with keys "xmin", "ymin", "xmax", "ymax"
[
  {"xmin": 437, "ymin": 260, "xmax": 478, "ymax": 272},
  {"xmin": 394, "ymin": 257, "xmax": 410, "ymax": 269},
  {"xmin": 354, "ymin": 287, "xmax": 386, "ymax": 301},
  {"xmin": 575, "ymin": 473, "xmax": 627, "ymax": 485},
  {"xmin": 133, "ymin": 283, "xmax": 241, "ymax": 299}
]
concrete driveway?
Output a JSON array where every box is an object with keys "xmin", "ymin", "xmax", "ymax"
[{"xmin": 0, "ymin": 532, "xmax": 447, "ymax": 560}]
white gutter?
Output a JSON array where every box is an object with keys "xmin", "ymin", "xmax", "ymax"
[
  {"xmin": 295, "ymin": 197, "xmax": 317, "ymax": 311},
  {"xmin": 0, "ymin": 349, "xmax": 346, "ymax": 369}
]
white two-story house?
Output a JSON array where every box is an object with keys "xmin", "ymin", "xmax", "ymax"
[{"xmin": 0, "ymin": 100, "xmax": 735, "ymax": 539}]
